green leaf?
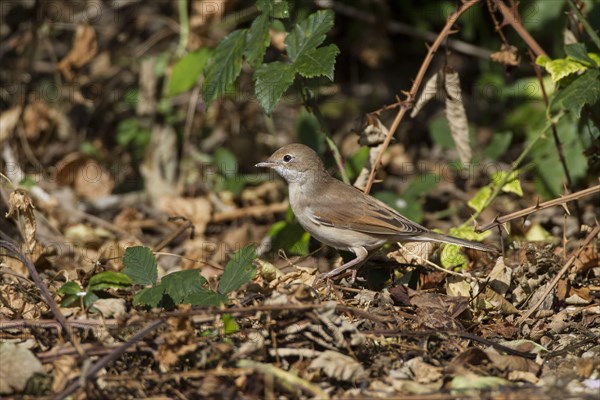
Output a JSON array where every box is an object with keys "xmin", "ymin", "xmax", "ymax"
[
  {"xmin": 122, "ymin": 246, "xmax": 158, "ymax": 286},
  {"xmin": 483, "ymin": 132, "xmax": 513, "ymax": 160},
  {"xmin": 214, "ymin": 147, "xmax": 238, "ymax": 176},
  {"xmin": 60, "ymin": 294, "xmax": 80, "ymax": 308},
  {"xmin": 254, "ymin": 61, "xmax": 296, "ymax": 114},
  {"xmin": 161, "ymin": 270, "xmax": 207, "ymax": 304},
  {"xmin": 374, "ymin": 191, "xmax": 423, "ymax": 223},
  {"xmin": 222, "ymin": 314, "xmax": 239, "ymax": 334},
  {"xmin": 403, "ymin": 173, "xmax": 440, "ymax": 199},
  {"xmin": 491, "ymin": 170, "xmax": 523, "ymax": 196},
  {"xmin": 285, "ymin": 10, "xmax": 335, "ymax": 62},
  {"xmin": 551, "ymin": 69, "xmax": 600, "ymax": 117},
  {"xmin": 186, "ymin": 288, "xmax": 228, "ymax": 306},
  {"xmin": 440, "ymin": 244, "xmax": 468, "ymax": 270},
  {"xmin": 87, "ymin": 271, "xmax": 133, "ymax": 292},
  {"xmin": 268, "ymin": 220, "xmax": 310, "ymax": 256},
  {"xmin": 167, "ymin": 48, "xmax": 211, "ymax": 96},
  {"xmin": 203, "ymin": 29, "xmax": 247, "ymax": 105},
  {"xmin": 244, "ymin": 14, "xmax": 270, "ymax": 68},
  {"xmin": 564, "ymin": 43, "xmax": 595, "ymax": 66},
  {"xmin": 468, "ymin": 186, "xmax": 492, "ymax": 213},
  {"xmin": 218, "ymin": 244, "xmax": 256, "ymax": 294},
  {"xmin": 58, "ymin": 281, "xmax": 82, "ymax": 295},
  {"xmin": 447, "ymin": 226, "xmax": 491, "ymax": 242},
  {"xmin": 256, "ymin": 0, "xmax": 289, "ymax": 18},
  {"xmin": 133, "ymin": 286, "xmax": 165, "ymax": 308},
  {"xmin": 543, "ymin": 58, "xmax": 587, "ymax": 82},
  {"xmin": 295, "ymin": 44, "xmax": 340, "ymax": 80}
]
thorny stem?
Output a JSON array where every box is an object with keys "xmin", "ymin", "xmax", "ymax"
[
  {"xmin": 364, "ymin": 0, "xmax": 482, "ymax": 194},
  {"xmin": 477, "ymin": 184, "xmax": 600, "ymax": 232},
  {"xmin": 491, "ymin": 0, "xmax": 547, "ymax": 57}
]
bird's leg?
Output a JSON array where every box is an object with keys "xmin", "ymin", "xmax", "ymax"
[{"xmin": 319, "ymin": 246, "xmax": 369, "ymax": 282}]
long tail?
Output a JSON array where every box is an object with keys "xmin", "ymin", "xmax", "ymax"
[{"xmin": 410, "ymin": 231, "xmax": 498, "ymax": 252}]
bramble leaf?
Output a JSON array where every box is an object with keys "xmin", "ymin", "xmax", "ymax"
[
  {"xmin": 254, "ymin": 62, "xmax": 296, "ymax": 114},
  {"xmin": 551, "ymin": 69, "xmax": 600, "ymax": 117},
  {"xmin": 244, "ymin": 14, "xmax": 270, "ymax": 68},
  {"xmin": 123, "ymin": 246, "xmax": 158, "ymax": 286},
  {"xmin": 161, "ymin": 270, "xmax": 208, "ymax": 304},
  {"xmin": 285, "ymin": 10, "xmax": 335, "ymax": 62},
  {"xmin": 218, "ymin": 244, "xmax": 256, "ymax": 294},
  {"xmin": 295, "ymin": 44, "xmax": 340, "ymax": 80}
]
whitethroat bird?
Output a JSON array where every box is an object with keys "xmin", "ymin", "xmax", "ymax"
[{"xmin": 256, "ymin": 143, "xmax": 496, "ymax": 282}]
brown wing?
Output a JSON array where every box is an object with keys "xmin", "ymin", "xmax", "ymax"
[{"xmin": 309, "ymin": 181, "xmax": 427, "ymax": 237}]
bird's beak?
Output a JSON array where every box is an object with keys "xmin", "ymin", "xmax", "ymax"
[{"xmin": 255, "ymin": 161, "xmax": 277, "ymax": 168}]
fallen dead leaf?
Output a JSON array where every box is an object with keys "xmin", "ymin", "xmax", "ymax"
[
  {"xmin": 0, "ymin": 342, "xmax": 44, "ymax": 394},
  {"xmin": 309, "ymin": 350, "xmax": 367, "ymax": 382},
  {"xmin": 6, "ymin": 189, "xmax": 37, "ymax": 253},
  {"xmin": 58, "ymin": 24, "xmax": 98, "ymax": 81}
]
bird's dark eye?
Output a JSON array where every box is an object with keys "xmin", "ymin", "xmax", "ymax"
[{"xmin": 283, "ymin": 154, "xmax": 292, "ymax": 162}]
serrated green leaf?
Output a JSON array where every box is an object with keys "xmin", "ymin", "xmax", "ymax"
[
  {"xmin": 544, "ymin": 58, "xmax": 588, "ymax": 82},
  {"xmin": 589, "ymin": 53, "xmax": 600, "ymax": 65},
  {"xmin": 551, "ymin": 69, "xmax": 600, "ymax": 117},
  {"xmin": 186, "ymin": 288, "xmax": 228, "ymax": 306},
  {"xmin": 536, "ymin": 54, "xmax": 551, "ymax": 67},
  {"xmin": 123, "ymin": 246, "xmax": 158, "ymax": 286},
  {"xmin": 167, "ymin": 48, "xmax": 211, "ymax": 96},
  {"xmin": 203, "ymin": 29, "xmax": 247, "ymax": 105},
  {"xmin": 565, "ymin": 43, "xmax": 595, "ymax": 66},
  {"xmin": 87, "ymin": 271, "xmax": 133, "ymax": 292},
  {"xmin": 218, "ymin": 244, "xmax": 256, "ymax": 294},
  {"xmin": 222, "ymin": 314, "xmax": 239, "ymax": 334},
  {"xmin": 244, "ymin": 14, "xmax": 270, "ymax": 68},
  {"xmin": 254, "ymin": 61, "xmax": 296, "ymax": 114},
  {"xmin": 58, "ymin": 281, "xmax": 83, "ymax": 295},
  {"xmin": 447, "ymin": 226, "xmax": 491, "ymax": 241},
  {"xmin": 161, "ymin": 270, "xmax": 207, "ymax": 304},
  {"xmin": 467, "ymin": 186, "xmax": 492, "ymax": 213},
  {"xmin": 133, "ymin": 286, "xmax": 165, "ymax": 307},
  {"xmin": 83, "ymin": 292, "xmax": 99, "ymax": 308},
  {"xmin": 285, "ymin": 10, "xmax": 335, "ymax": 62},
  {"xmin": 256, "ymin": 0, "xmax": 289, "ymax": 18},
  {"xmin": 491, "ymin": 170, "xmax": 523, "ymax": 196},
  {"xmin": 295, "ymin": 44, "xmax": 339, "ymax": 80},
  {"xmin": 441, "ymin": 244, "xmax": 468, "ymax": 270}
]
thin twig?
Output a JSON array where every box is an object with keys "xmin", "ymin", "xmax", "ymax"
[
  {"xmin": 53, "ymin": 319, "xmax": 165, "ymax": 399},
  {"xmin": 364, "ymin": 0, "xmax": 482, "ymax": 194},
  {"xmin": 491, "ymin": 0, "xmax": 547, "ymax": 57},
  {"xmin": 516, "ymin": 224, "xmax": 600, "ymax": 325},
  {"xmin": 477, "ymin": 184, "xmax": 600, "ymax": 232},
  {"xmin": 0, "ymin": 240, "xmax": 73, "ymax": 343}
]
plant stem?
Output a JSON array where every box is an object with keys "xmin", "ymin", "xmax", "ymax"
[
  {"xmin": 176, "ymin": 0, "xmax": 189, "ymax": 57},
  {"xmin": 567, "ymin": 0, "xmax": 600, "ymax": 50}
]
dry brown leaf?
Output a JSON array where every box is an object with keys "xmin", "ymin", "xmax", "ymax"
[
  {"xmin": 411, "ymin": 72, "xmax": 441, "ymax": 118},
  {"xmin": 490, "ymin": 44, "xmax": 520, "ymax": 67},
  {"xmin": 309, "ymin": 350, "xmax": 367, "ymax": 382},
  {"xmin": 58, "ymin": 24, "xmax": 98, "ymax": 81},
  {"xmin": 50, "ymin": 356, "xmax": 78, "ymax": 393},
  {"xmin": 56, "ymin": 153, "xmax": 114, "ymax": 200},
  {"xmin": 487, "ymin": 256, "xmax": 512, "ymax": 295},
  {"xmin": 444, "ymin": 69, "xmax": 471, "ymax": 164},
  {"xmin": 156, "ymin": 317, "xmax": 198, "ymax": 372},
  {"xmin": 0, "ymin": 343, "xmax": 44, "ymax": 394},
  {"xmin": 157, "ymin": 196, "xmax": 212, "ymax": 236},
  {"xmin": 6, "ymin": 189, "xmax": 37, "ymax": 253},
  {"xmin": 0, "ymin": 106, "xmax": 20, "ymax": 143}
]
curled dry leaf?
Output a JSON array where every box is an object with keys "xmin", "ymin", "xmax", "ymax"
[
  {"xmin": 56, "ymin": 153, "xmax": 114, "ymax": 200},
  {"xmin": 58, "ymin": 24, "xmax": 98, "ymax": 81},
  {"xmin": 490, "ymin": 44, "xmax": 520, "ymax": 67},
  {"xmin": 6, "ymin": 189, "xmax": 37, "ymax": 253},
  {"xmin": 309, "ymin": 350, "xmax": 367, "ymax": 382},
  {"xmin": 444, "ymin": 69, "xmax": 471, "ymax": 164},
  {"xmin": 411, "ymin": 72, "xmax": 441, "ymax": 118}
]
